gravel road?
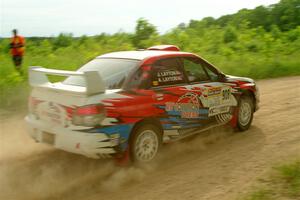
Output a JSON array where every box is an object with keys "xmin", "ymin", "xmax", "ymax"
[{"xmin": 0, "ymin": 76, "xmax": 299, "ymax": 200}]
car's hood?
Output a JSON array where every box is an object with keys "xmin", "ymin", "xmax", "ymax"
[{"xmin": 225, "ymin": 75, "xmax": 255, "ymax": 83}]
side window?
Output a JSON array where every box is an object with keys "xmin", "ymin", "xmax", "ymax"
[
  {"xmin": 152, "ymin": 58, "xmax": 186, "ymax": 87},
  {"xmin": 125, "ymin": 66, "xmax": 151, "ymax": 89},
  {"xmin": 205, "ymin": 66, "xmax": 219, "ymax": 82},
  {"xmin": 182, "ymin": 58, "xmax": 210, "ymax": 83}
]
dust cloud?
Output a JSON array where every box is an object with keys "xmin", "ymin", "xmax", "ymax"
[{"xmin": 0, "ymin": 115, "xmax": 232, "ymax": 200}]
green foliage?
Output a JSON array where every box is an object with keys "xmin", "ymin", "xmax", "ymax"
[
  {"xmin": 223, "ymin": 26, "xmax": 238, "ymax": 43},
  {"xmin": 244, "ymin": 189, "xmax": 273, "ymax": 200},
  {"xmin": 1, "ymin": 0, "xmax": 300, "ymax": 106},
  {"xmin": 242, "ymin": 160, "xmax": 300, "ymax": 200},
  {"xmin": 213, "ymin": 0, "xmax": 300, "ymax": 31},
  {"xmin": 53, "ymin": 33, "xmax": 73, "ymax": 49},
  {"xmin": 276, "ymin": 161, "xmax": 300, "ymax": 196},
  {"xmin": 0, "ymin": 39, "xmax": 10, "ymax": 53},
  {"xmin": 272, "ymin": 0, "xmax": 300, "ymax": 31},
  {"xmin": 132, "ymin": 18, "xmax": 158, "ymax": 48}
]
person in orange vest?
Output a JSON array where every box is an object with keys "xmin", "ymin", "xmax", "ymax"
[{"xmin": 10, "ymin": 29, "xmax": 25, "ymax": 73}]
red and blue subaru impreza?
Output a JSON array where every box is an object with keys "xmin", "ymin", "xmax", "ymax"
[{"xmin": 25, "ymin": 45, "xmax": 259, "ymax": 162}]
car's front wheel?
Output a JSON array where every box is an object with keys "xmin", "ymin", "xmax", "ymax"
[
  {"xmin": 130, "ymin": 124, "xmax": 162, "ymax": 163},
  {"xmin": 236, "ymin": 95, "xmax": 254, "ymax": 131}
]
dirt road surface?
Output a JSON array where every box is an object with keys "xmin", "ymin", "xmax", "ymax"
[{"xmin": 0, "ymin": 76, "xmax": 299, "ymax": 200}]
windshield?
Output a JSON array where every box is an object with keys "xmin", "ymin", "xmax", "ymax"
[{"xmin": 63, "ymin": 58, "xmax": 139, "ymax": 89}]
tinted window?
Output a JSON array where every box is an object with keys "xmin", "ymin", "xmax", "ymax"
[
  {"xmin": 205, "ymin": 66, "xmax": 219, "ymax": 82},
  {"xmin": 182, "ymin": 58, "xmax": 210, "ymax": 82},
  {"xmin": 152, "ymin": 58, "xmax": 186, "ymax": 87},
  {"xmin": 125, "ymin": 67, "xmax": 151, "ymax": 89},
  {"xmin": 63, "ymin": 58, "xmax": 139, "ymax": 89}
]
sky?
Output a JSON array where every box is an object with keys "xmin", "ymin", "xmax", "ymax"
[{"xmin": 0, "ymin": 0, "xmax": 280, "ymax": 37}]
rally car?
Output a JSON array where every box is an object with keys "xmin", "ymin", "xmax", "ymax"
[{"xmin": 25, "ymin": 45, "xmax": 259, "ymax": 163}]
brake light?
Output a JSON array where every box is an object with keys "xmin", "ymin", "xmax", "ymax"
[
  {"xmin": 75, "ymin": 104, "xmax": 105, "ymax": 115},
  {"xmin": 72, "ymin": 104, "xmax": 105, "ymax": 127},
  {"xmin": 65, "ymin": 106, "xmax": 73, "ymax": 118}
]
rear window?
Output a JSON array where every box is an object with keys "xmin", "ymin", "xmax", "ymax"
[{"xmin": 63, "ymin": 58, "xmax": 139, "ymax": 89}]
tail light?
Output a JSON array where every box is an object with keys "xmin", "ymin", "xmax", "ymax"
[{"xmin": 72, "ymin": 104, "xmax": 106, "ymax": 127}]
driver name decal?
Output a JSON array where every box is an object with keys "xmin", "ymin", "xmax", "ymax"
[{"xmin": 157, "ymin": 70, "xmax": 183, "ymax": 83}]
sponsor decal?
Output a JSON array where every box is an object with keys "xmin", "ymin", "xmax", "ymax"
[
  {"xmin": 208, "ymin": 106, "xmax": 230, "ymax": 117},
  {"xmin": 153, "ymin": 93, "xmax": 164, "ymax": 101},
  {"xmin": 48, "ymin": 102, "xmax": 60, "ymax": 113},
  {"xmin": 152, "ymin": 81, "xmax": 159, "ymax": 86},
  {"xmin": 41, "ymin": 102, "xmax": 62, "ymax": 124},
  {"xmin": 207, "ymin": 87, "xmax": 222, "ymax": 96},
  {"xmin": 165, "ymin": 93, "xmax": 200, "ymax": 118}
]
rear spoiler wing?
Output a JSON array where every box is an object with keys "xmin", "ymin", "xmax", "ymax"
[{"xmin": 29, "ymin": 66, "xmax": 105, "ymax": 95}]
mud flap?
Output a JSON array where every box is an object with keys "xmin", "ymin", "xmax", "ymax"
[
  {"xmin": 114, "ymin": 147, "xmax": 131, "ymax": 166},
  {"xmin": 230, "ymin": 108, "xmax": 239, "ymax": 128}
]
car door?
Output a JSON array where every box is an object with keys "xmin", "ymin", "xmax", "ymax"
[
  {"xmin": 180, "ymin": 56, "xmax": 237, "ymax": 124},
  {"xmin": 150, "ymin": 57, "xmax": 198, "ymax": 130}
]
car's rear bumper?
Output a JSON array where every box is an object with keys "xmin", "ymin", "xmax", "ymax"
[{"xmin": 25, "ymin": 115, "xmax": 118, "ymax": 158}]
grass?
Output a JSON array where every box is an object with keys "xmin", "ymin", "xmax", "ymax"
[
  {"xmin": 203, "ymin": 52, "xmax": 300, "ymax": 80},
  {"xmin": 242, "ymin": 160, "xmax": 300, "ymax": 200},
  {"xmin": 244, "ymin": 189, "xmax": 273, "ymax": 200},
  {"xmin": 1, "ymin": 45, "xmax": 300, "ymax": 111},
  {"xmin": 276, "ymin": 161, "xmax": 300, "ymax": 197},
  {"xmin": 2, "ymin": 50, "xmax": 300, "ymax": 87}
]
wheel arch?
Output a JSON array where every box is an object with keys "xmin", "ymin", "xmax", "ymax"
[
  {"xmin": 240, "ymin": 89, "xmax": 256, "ymax": 111},
  {"xmin": 127, "ymin": 117, "xmax": 163, "ymax": 162},
  {"xmin": 129, "ymin": 117, "xmax": 163, "ymax": 141}
]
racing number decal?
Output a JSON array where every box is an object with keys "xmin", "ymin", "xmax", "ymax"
[
  {"xmin": 222, "ymin": 88, "xmax": 230, "ymax": 100},
  {"xmin": 198, "ymin": 85, "xmax": 236, "ymax": 117}
]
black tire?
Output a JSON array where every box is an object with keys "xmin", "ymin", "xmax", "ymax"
[
  {"xmin": 236, "ymin": 95, "xmax": 254, "ymax": 131},
  {"xmin": 129, "ymin": 124, "xmax": 162, "ymax": 163}
]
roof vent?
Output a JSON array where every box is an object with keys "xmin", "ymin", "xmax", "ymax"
[{"xmin": 147, "ymin": 45, "xmax": 180, "ymax": 51}]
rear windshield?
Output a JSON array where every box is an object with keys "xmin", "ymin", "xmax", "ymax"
[{"xmin": 63, "ymin": 58, "xmax": 139, "ymax": 89}]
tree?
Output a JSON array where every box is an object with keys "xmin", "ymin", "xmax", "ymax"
[
  {"xmin": 271, "ymin": 0, "xmax": 300, "ymax": 31},
  {"xmin": 223, "ymin": 26, "xmax": 237, "ymax": 43},
  {"xmin": 248, "ymin": 6, "xmax": 271, "ymax": 30},
  {"xmin": 132, "ymin": 18, "xmax": 157, "ymax": 48},
  {"xmin": 53, "ymin": 33, "xmax": 73, "ymax": 49}
]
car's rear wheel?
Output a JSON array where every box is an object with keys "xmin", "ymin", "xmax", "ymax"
[
  {"xmin": 130, "ymin": 124, "xmax": 162, "ymax": 163},
  {"xmin": 236, "ymin": 95, "xmax": 254, "ymax": 131}
]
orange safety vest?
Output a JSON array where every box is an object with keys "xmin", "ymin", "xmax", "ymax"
[{"xmin": 10, "ymin": 35, "xmax": 25, "ymax": 56}]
